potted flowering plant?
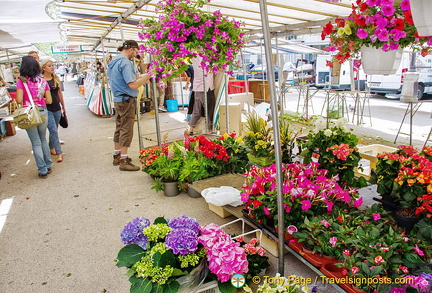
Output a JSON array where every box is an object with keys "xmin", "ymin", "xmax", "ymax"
[
  {"xmin": 140, "ymin": 0, "xmax": 245, "ymax": 86},
  {"xmin": 216, "ymin": 132, "xmax": 250, "ymax": 174},
  {"xmin": 300, "ymin": 116, "xmax": 367, "ymax": 188},
  {"xmin": 117, "ymin": 216, "xmax": 249, "ymax": 293},
  {"xmin": 371, "ymin": 145, "xmax": 432, "ymax": 230},
  {"xmin": 321, "ymin": 0, "xmax": 432, "ymax": 68},
  {"xmin": 117, "ymin": 216, "xmax": 206, "ymax": 292},
  {"xmin": 241, "ymin": 162, "xmax": 363, "ymax": 228},
  {"xmin": 234, "ymin": 237, "xmax": 270, "ymax": 281},
  {"xmin": 338, "ymin": 220, "xmax": 430, "ymax": 292},
  {"xmin": 243, "ymin": 112, "xmax": 274, "ymax": 167}
]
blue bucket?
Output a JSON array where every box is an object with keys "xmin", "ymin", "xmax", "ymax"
[{"xmin": 166, "ymin": 100, "xmax": 178, "ymax": 112}]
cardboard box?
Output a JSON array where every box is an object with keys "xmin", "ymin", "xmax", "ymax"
[
  {"xmin": 208, "ymin": 203, "xmax": 231, "ymax": 218},
  {"xmin": 258, "ymin": 232, "xmax": 286, "ymax": 257},
  {"xmin": 355, "ymin": 144, "xmax": 398, "ymax": 178}
]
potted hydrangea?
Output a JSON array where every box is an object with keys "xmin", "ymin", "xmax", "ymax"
[{"xmin": 117, "ymin": 216, "xmax": 249, "ymax": 293}]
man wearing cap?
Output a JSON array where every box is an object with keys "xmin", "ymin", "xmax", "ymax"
[{"xmin": 108, "ymin": 40, "xmax": 150, "ymax": 171}]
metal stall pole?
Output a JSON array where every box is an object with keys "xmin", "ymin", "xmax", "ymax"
[
  {"xmin": 258, "ymin": 0, "xmax": 285, "ymax": 274},
  {"xmin": 275, "ymin": 37, "xmax": 284, "ymax": 115},
  {"xmin": 203, "ymin": 67, "xmax": 209, "ymax": 134},
  {"xmin": 150, "ymin": 55, "xmax": 162, "ymax": 145},
  {"xmin": 179, "ymin": 76, "xmax": 185, "ymax": 111},
  {"xmin": 242, "ymin": 50, "xmax": 251, "ymax": 112},
  {"xmin": 224, "ymin": 72, "xmax": 229, "ymax": 133}
]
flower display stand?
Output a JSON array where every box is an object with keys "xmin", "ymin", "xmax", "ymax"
[
  {"xmin": 196, "ymin": 280, "xmax": 220, "ymax": 293},
  {"xmin": 188, "ymin": 173, "xmax": 246, "ymax": 218}
]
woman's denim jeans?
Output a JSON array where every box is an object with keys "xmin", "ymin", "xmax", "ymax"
[
  {"xmin": 47, "ymin": 110, "xmax": 62, "ymax": 154},
  {"xmin": 25, "ymin": 109, "xmax": 52, "ymax": 174}
]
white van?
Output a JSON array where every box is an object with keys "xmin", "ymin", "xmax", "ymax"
[
  {"xmin": 315, "ymin": 54, "xmax": 366, "ymax": 91},
  {"xmin": 367, "ymin": 52, "xmax": 432, "ymax": 99}
]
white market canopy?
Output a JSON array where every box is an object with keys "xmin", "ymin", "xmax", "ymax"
[{"xmin": 0, "ymin": 0, "xmax": 355, "ymax": 62}]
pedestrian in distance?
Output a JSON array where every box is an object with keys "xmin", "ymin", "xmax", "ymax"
[
  {"xmin": 188, "ymin": 54, "xmax": 216, "ymax": 135},
  {"xmin": 41, "ymin": 58, "xmax": 66, "ymax": 163},
  {"xmin": 107, "ymin": 40, "xmax": 151, "ymax": 171},
  {"xmin": 15, "ymin": 56, "xmax": 53, "ymax": 178}
]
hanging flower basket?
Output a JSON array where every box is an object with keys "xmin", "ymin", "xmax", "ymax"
[
  {"xmin": 139, "ymin": 0, "xmax": 246, "ymax": 86},
  {"xmin": 361, "ymin": 46, "xmax": 402, "ymax": 75},
  {"xmin": 411, "ymin": 0, "xmax": 432, "ymax": 37}
]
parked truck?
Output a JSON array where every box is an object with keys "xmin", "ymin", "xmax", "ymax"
[
  {"xmin": 314, "ymin": 54, "xmax": 366, "ymax": 91},
  {"xmin": 367, "ymin": 52, "xmax": 432, "ymax": 99}
]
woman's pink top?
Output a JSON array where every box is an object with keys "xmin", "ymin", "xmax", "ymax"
[{"xmin": 16, "ymin": 77, "xmax": 50, "ymax": 107}]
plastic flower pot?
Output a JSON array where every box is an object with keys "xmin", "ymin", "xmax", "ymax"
[
  {"xmin": 187, "ymin": 185, "xmax": 201, "ymax": 198},
  {"xmin": 320, "ymin": 263, "xmax": 345, "ymax": 279},
  {"xmin": 395, "ymin": 208, "xmax": 421, "ymax": 233},
  {"xmin": 361, "ymin": 46, "xmax": 402, "ymax": 75},
  {"xmin": 411, "ymin": 0, "xmax": 432, "ymax": 37},
  {"xmin": 163, "ymin": 181, "xmax": 180, "ymax": 197}
]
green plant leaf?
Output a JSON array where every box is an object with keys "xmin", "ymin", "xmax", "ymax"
[
  {"xmin": 154, "ymin": 217, "xmax": 167, "ymax": 225},
  {"xmin": 163, "ymin": 279, "xmax": 180, "ymax": 293},
  {"xmin": 218, "ymin": 281, "xmax": 236, "ymax": 293},
  {"xmin": 129, "ymin": 276, "xmax": 152, "ymax": 293},
  {"xmin": 116, "ymin": 245, "xmax": 146, "ymax": 268}
]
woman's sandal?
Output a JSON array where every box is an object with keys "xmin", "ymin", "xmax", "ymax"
[
  {"xmin": 57, "ymin": 155, "xmax": 63, "ymax": 163},
  {"xmin": 38, "ymin": 173, "xmax": 48, "ymax": 179}
]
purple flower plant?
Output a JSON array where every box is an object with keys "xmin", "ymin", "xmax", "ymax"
[
  {"xmin": 167, "ymin": 215, "xmax": 200, "ymax": 235},
  {"xmin": 165, "ymin": 228, "xmax": 199, "ymax": 255},
  {"xmin": 120, "ymin": 217, "xmax": 150, "ymax": 249}
]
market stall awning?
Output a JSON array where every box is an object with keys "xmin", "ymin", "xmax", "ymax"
[{"xmin": 0, "ymin": 0, "xmax": 355, "ymax": 62}]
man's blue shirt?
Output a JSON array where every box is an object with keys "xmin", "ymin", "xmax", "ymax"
[{"xmin": 107, "ymin": 54, "xmax": 138, "ymax": 102}]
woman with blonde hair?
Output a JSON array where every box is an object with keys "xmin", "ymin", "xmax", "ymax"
[
  {"xmin": 16, "ymin": 56, "xmax": 52, "ymax": 178},
  {"xmin": 41, "ymin": 58, "xmax": 66, "ymax": 163}
]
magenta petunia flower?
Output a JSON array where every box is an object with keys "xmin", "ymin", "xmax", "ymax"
[
  {"xmin": 400, "ymin": 0, "xmax": 410, "ymax": 11},
  {"xmin": 377, "ymin": 29, "xmax": 390, "ymax": 42},
  {"xmin": 357, "ymin": 28, "xmax": 368, "ymax": 39}
]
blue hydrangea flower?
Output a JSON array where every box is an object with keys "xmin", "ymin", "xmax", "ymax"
[
  {"xmin": 120, "ymin": 217, "xmax": 150, "ymax": 249},
  {"xmin": 165, "ymin": 228, "xmax": 199, "ymax": 255},
  {"xmin": 167, "ymin": 215, "xmax": 200, "ymax": 235}
]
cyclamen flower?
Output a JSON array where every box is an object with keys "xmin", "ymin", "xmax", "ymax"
[
  {"xmin": 120, "ymin": 217, "xmax": 150, "ymax": 249},
  {"xmin": 165, "ymin": 228, "xmax": 199, "ymax": 255}
]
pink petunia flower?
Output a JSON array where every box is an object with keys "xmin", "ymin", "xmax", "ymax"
[
  {"xmin": 357, "ymin": 28, "xmax": 368, "ymax": 39},
  {"xmin": 320, "ymin": 220, "xmax": 331, "ymax": 228}
]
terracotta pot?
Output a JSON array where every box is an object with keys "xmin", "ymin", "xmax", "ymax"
[
  {"xmin": 320, "ymin": 263, "xmax": 345, "ymax": 279},
  {"xmin": 348, "ymin": 285, "xmax": 366, "ymax": 293},
  {"xmin": 301, "ymin": 245, "xmax": 337, "ymax": 268},
  {"xmin": 288, "ymin": 238, "xmax": 303, "ymax": 254}
]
